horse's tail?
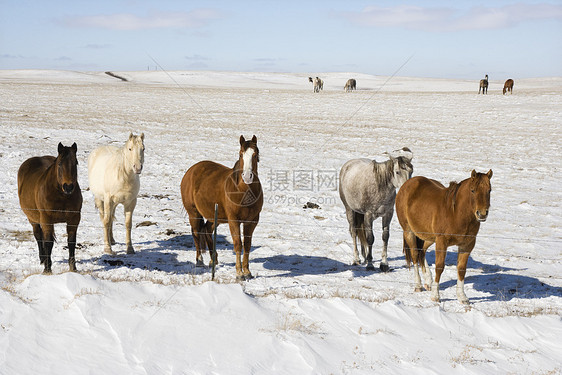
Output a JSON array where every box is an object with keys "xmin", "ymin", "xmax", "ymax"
[
  {"xmin": 353, "ymin": 211, "xmax": 367, "ymax": 251},
  {"xmin": 403, "ymin": 232, "xmax": 424, "ymax": 269}
]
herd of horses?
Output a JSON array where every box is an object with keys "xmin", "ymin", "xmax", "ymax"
[
  {"xmin": 309, "ymin": 75, "xmax": 513, "ymax": 95},
  {"xmin": 17, "ymin": 132, "xmax": 493, "ymax": 305}
]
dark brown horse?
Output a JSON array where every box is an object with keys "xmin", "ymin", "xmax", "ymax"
[
  {"xmin": 503, "ymin": 79, "xmax": 514, "ymax": 95},
  {"xmin": 479, "ymin": 74, "xmax": 488, "ymax": 94},
  {"xmin": 180, "ymin": 135, "xmax": 263, "ymax": 281},
  {"xmin": 18, "ymin": 143, "xmax": 83, "ymax": 274},
  {"xmin": 396, "ymin": 169, "xmax": 492, "ymax": 304}
]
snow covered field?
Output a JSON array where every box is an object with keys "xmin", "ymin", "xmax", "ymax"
[{"xmin": 0, "ymin": 70, "xmax": 561, "ymax": 374}]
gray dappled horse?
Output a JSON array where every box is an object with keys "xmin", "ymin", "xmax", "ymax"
[
  {"xmin": 344, "ymin": 79, "xmax": 356, "ymax": 92},
  {"xmin": 339, "ymin": 148, "xmax": 413, "ymax": 271}
]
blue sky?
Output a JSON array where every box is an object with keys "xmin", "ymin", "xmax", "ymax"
[{"xmin": 1, "ymin": 0, "xmax": 561, "ymax": 78}]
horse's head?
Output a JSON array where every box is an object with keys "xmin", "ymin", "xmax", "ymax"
[
  {"xmin": 125, "ymin": 132, "xmax": 145, "ymax": 174},
  {"xmin": 390, "ymin": 148, "xmax": 413, "ymax": 188},
  {"xmin": 469, "ymin": 169, "xmax": 493, "ymax": 222},
  {"xmin": 56, "ymin": 142, "xmax": 78, "ymax": 195},
  {"xmin": 238, "ymin": 135, "xmax": 259, "ymax": 185}
]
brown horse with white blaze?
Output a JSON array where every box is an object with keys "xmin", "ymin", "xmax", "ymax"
[
  {"xmin": 180, "ymin": 135, "xmax": 263, "ymax": 281},
  {"xmin": 396, "ymin": 169, "xmax": 492, "ymax": 304},
  {"xmin": 18, "ymin": 142, "xmax": 83, "ymax": 274}
]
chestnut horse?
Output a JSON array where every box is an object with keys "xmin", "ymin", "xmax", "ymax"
[
  {"xmin": 180, "ymin": 135, "xmax": 263, "ymax": 281},
  {"xmin": 503, "ymin": 79, "xmax": 514, "ymax": 95},
  {"xmin": 396, "ymin": 169, "xmax": 492, "ymax": 304},
  {"xmin": 18, "ymin": 143, "xmax": 83, "ymax": 274}
]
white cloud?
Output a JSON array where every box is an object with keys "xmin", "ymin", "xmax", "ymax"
[
  {"xmin": 345, "ymin": 3, "xmax": 562, "ymax": 32},
  {"xmin": 61, "ymin": 9, "xmax": 223, "ymax": 31}
]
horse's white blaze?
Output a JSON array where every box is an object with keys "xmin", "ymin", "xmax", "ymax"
[{"xmin": 241, "ymin": 148, "xmax": 254, "ymax": 184}]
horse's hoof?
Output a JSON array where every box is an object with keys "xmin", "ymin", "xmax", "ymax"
[
  {"xmin": 365, "ymin": 264, "xmax": 376, "ymax": 271},
  {"xmin": 352, "ymin": 261, "xmax": 361, "ymax": 266},
  {"xmin": 379, "ymin": 263, "xmax": 390, "ymax": 273},
  {"xmin": 414, "ymin": 287, "xmax": 423, "ymax": 292},
  {"xmin": 195, "ymin": 260, "xmax": 205, "ymax": 268},
  {"xmin": 104, "ymin": 248, "xmax": 115, "ymax": 255},
  {"xmin": 42, "ymin": 269, "xmax": 52, "ymax": 275},
  {"xmin": 126, "ymin": 248, "xmax": 135, "ymax": 255},
  {"xmin": 431, "ymin": 296, "xmax": 441, "ymax": 303},
  {"xmin": 236, "ymin": 273, "xmax": 253, "ymax": 282}
]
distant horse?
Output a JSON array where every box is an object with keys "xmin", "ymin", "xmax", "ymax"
[
  {"xmin": 181, "ymin": 135, "xmax": 263, "ymax": 281},
  {"xmin": 503, "ymin": 79, "xmax": 514, "ymax": 95},
  {"xmin": 18, "ymin": 142, "xmax": 83, "ymax": 274},
  {"xmin": 339, "ymin": 148, "xmax": 413, "ymax": 271},
  {"xmin": 396, "ymin": 169, "xmax": 493, "ymax": 304},
  {"xmin": 308, "ymin": 76, "xmax": 324, "ymax": 93},
  {"xmin": 344, "ymin": 78, "xmax": 356, "ymax": 92},
  {"xmin": 479, "ymin": 74, "xmax": 488, "ymax": 94},
  {"xmin": 88, "ymin": 133, "xmax": 145, "ymax": 255}
]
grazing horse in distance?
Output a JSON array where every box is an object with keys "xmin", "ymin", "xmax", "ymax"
[
  {"xmin": 88, "ymin": 133, "xmax": 145, "ymax": 255},
  {"xmin": 18, "ymin": 142, "xmax": 83, "ymax": 274},
  {"xmin": 479, "ymin": 74, "xmax": 489, "ymax": 94},
  {"xmin": 181, "ymin": 135, "xmax": 263, "ymax": 281},
  {"xmin": 396, "ymin": 169, "xmax": 493, "ymax": 304},
  {"xmin": 308, "ymin": 76, "xmax": 324, "ymax": 93},
  {"xmin": 339, "ymin": 148, "xmax": 413, "ymax": 271},
  {"xmin": 503, "ymin": 79, "xmax": 514, "ymax": 95},
  {"xmin": 344, "ymin": 78, "xmax": 356, "ymax": 92}
]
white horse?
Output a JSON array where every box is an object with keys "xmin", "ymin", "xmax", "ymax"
[
  {"xmin": 88, "ymin": 133, "xmax": 145, "ymax": 254},
  {"xmin": 308, "ymin": 76, "xmax": 324, "ymax": 93}
]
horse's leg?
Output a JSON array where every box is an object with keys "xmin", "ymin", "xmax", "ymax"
[
  {"xmin": 242, "ymin": 220, "xmax": 258, "ymax": 280},
  {"xmin": 102, "ymin": 196, "xmax": 115, "ymax": 255},
  {"xmin": 432, "ymin": 237, "xmax": 447, "ymax": 302},
  {"xmin": 66, "ymin": 216, "xmax": 79, "ymax": 272},
  {"xmin": 32, "ymin": 222, "xmax": 46, "ymax": 265},
  {"xmin": 422, "ymin": 251, "xmax": 433, "ymax": 292},
  {"xmin": 95, "ymin": 197, "xmax": 114, "ymax": 245},
  {"xmin": 40, "ymin": 222, "xmax": 55, "ymax": 274},
  {"xmin": 403, "ymin": 230, "xmax": 421, "ymax": 291},
  {"xmin": 363, "ymin": 213, "xmax": 375, "ymax": 271},
  {"xmin": 188, "ymin": 214, "xmax": 205, "ymax": 267},
  {"xmin": 456, "ymin": 244, "xmax": 474, "ymax": 305},
  {"xmin": 203, "ymin": 221, "xmax": 216, "ymax": 267},
  {"xmin": 379, "ymin": 210, "xmax": 393, "ymax": 272},
  {"xmin": 124, "ymin": 198, "xmax": 137, "ymax": 254},
  {"xmin": 346, "ymin": 209, "xmax": 361, "ymax": 265},
  {"xmin": 228, "ymin": 220, "xmax": 244, "ymax": 281}
]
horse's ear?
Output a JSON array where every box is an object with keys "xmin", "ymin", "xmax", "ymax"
[
  {"xmin": 487, "ymin": 169, "xmax": 493, "ymax": 179},
  {"xmin": 58, "ymin": 142, "xmax": 64, "ymax": 154},
  {"xmin": 240, "ymin": 135, "xmax": 245, "ymax": 146},
  {"xmin": 251, "ymin": 135, "xmax": 257, "ymax": 144},
  {"xmin": 71, "ymin": 142, "xmax": 77, "ymax": 152},
  {"xmin": 471, "ymin": 169, "xmax": 477, "ymax": 179},
  {"xmin": 129, "ymin": 132, "xmax": 134, "ymax": 140},
  {"xmin": 140, "ymin": 133, "xmax": 145, "ymax": 141}
]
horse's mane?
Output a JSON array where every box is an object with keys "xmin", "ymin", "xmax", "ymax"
[
  {"xmin": 372, "ymin": 156, "xmax": 412, "ymax": 186},
  {"xmin": 372, "ymin": 159, "xmax": 394, "ymax": 186},
  {"xmin": 232, "ymin": 159, "xmax": 241, "ymax": 184},
  {"xmin": 446, "ymin": 181, "xmax": 462, "ymax": 211}
]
